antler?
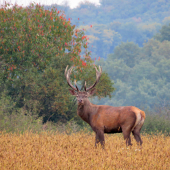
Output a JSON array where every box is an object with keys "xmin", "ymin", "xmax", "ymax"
[
  {"xmin": 65, "ymin": 65, "xmax": 79, "ymax": 91},
  {"xmin": 84, "ymin": 66, "xmax": 102, "ymax": 91}
]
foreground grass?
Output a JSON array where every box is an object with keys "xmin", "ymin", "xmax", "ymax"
[{"xmin": 0, "ymin": 131, "xmax": 169, "ymax": 170}]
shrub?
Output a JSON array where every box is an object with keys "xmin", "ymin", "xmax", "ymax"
[{"xmin": 142, "ymin": 114, "xmax": 170, "ymax": 135}]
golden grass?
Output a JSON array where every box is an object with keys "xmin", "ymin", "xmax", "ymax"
[{"xmin": 0, "ymin": 131, "xmax": 169, "ymax": 170}]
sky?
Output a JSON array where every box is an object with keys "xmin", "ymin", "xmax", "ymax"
[{"xmin": 1, "ymin": 0, "xmax": 100, "ymax": 8}]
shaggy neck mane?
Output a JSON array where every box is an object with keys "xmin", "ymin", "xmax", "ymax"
[{"xmin": 77, "ymin": 98, "xmax": 97, "ymax": 124}]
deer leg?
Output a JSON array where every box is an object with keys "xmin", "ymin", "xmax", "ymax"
[
  {"xmin": 95, "ymin": 130, "xmax": 105, "ymax": 148},
  {"xmin": 132, "ymin": 129, "xmax": 143, "ymax": 145},
  {"xmin": 122, "ymin": 127, "xmax": 133, "ymax": 146},
  {"xmin": 124, "ymin": 133, "xmax": 132, "ymax": 146},
  {"xmin": 121, "ymin": 116, "xmax": 136, "ymax": 146},
  {"xmin": 127, "ymin": 135, "xmax": 132, "ymax": 146},
  {"xmin": 95, "ymin": 134, "xmax": 100, "ymax": 147}
]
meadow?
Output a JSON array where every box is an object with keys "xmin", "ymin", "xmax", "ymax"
[{"xmin": 0, "ymin": 131, "xmax": 169, "ymax": 170}]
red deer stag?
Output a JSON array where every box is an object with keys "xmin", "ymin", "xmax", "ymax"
[{"xmin": 65, "ymin": 65, "xmax": 145, "ymax": 147}]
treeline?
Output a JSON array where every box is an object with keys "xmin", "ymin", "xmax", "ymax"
[
  {"xmin": 44, "ymin": 0, "xmax": 170, "ymax": 110},
  {"xmin": 46, "ymin": 0, "xmax": 170, "ymax": 59},
  {"xmin": 0, "ymin": 2, "xmax": 170, "ymax": 134},
  {"xmin": 0, "ymin": 3, "xmax": 113, "ymax": 130},
  {"xmin": 96, "ymin": 38, "xmax": 170, "ymax": 109}
]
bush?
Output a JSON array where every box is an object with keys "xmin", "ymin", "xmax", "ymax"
[
  {"xmin": 142, "ymin": 114, "xmax": 170, "ymax": 135},
  {"xmin": 0, "ymin": 91, "xmax": 91, "ymax": 133},
  {"xmin": 0, "ymin": 3, "xmax": 114, "ymax": 123}
]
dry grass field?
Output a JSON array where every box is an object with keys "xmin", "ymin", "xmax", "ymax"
[{"xmin": 0, "ymin": 131, "xmax": 169, "ymax": 170}]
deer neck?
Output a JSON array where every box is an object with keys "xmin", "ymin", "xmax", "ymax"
[{"xmin": 77, "ymin": 99, "xmax": 97, "ymax": 124}]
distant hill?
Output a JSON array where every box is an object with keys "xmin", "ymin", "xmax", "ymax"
[
  {"xmin": 45, "ymin": 1, "xmax": 170, "ymax": 109},
  {"xmin": 45, "ymin": 0, "xmax": 170, "ymax": 59}
]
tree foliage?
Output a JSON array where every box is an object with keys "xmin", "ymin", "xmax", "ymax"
[
  {"xmin": 155, "ymin": 23, "xmax": 170, "ymax": 42},
  {"xmin": 46, "ymin": 0, "xmax": 170, "ymax": 59},
  {"xmin": 96, "ymin": 37, "xmax": 170, "ymax": 109},
  {"xmin": 0, "ymin": 3, "xmax": 114, "ymax": 123}
]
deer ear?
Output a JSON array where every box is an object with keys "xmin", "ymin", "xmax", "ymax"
[
  {"xmin": 88, "ymin": 88, "xmax": 96, "ymax": 96},
  {"xmin": 69, "ymin": 89, "xmax": 76, "ymax": 95}
]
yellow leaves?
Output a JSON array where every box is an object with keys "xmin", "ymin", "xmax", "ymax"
[
  {"xmin": 86, "ymin": 35, "xmax": 99, "ymax": 43},
  {"xmin": 163, "ymin": 16, "xmax": 170, "ymax": 23},
  {"xmin": 140, "ymin": 23, "xmax": 161, "ymax": 32},
  {"xmin": 0, "ymin": 132, "xmax": 170, "ymax": 169},
  {"xmin": 103, "ymin": 29, "xmax": 114, "ymax": 39}
]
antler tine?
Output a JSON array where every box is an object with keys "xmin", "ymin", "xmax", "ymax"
[
  {"xmin": 84, "ymin": 81, "xmax": 87, "ymax": 91},
  {"xmin": 85, "ymin": 65, "xmax": 102, "ymax": 92},
  {"xmin": 74, "ymin": 80, "xmax": 79, "ymax": 91},
  {"xmin": 99, "ymin": 65, "xmax": 102, "ymax": 73},
  {"xmin": 94, "ymin": 65, "xmax": 102, "ymax": 78},
  {"xmin": 65, "ymin": 65, "xmax": 79, "ymax": 91},
  {"xmin": 65, "ymin": 65, "xmax": 69, "ymax": 77}
]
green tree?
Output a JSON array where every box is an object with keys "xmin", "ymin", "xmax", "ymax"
[
  {"xmin": 96, "ymin": 35, "xmax": 170, "ymax": 110},
  {"xmin": 0, "ymin": 3, "xmax": 114, "ymax": 123},
  {"xmin": 155, "ymin": 23, "xmax": 170, "ymax": 42},
  {"xmin": 110, "ymin": 42, "xmax": 141, "ymax": 68}
]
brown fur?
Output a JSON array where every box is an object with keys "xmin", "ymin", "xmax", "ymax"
[
  {"xmin": 65, "ymin": 66, "xmax": 145, "ymax": 148},
  {"xmin": 70, "ymin": 92, "xmax": 145, "ymax": 148}
]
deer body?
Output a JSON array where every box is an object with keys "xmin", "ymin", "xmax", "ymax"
[
  {"xmin": 65, "ymin": 66, "xmax": 145, "ymax": 147},
  {"xmin": 77, "ymin": 98, "xmax": 145, "ymax": 146}
]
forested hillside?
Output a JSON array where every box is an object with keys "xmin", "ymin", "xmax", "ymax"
[
  {"xmin": 45, "ymin": 0, "xmax": 170, "ymax": 110},
  {"xmin": 96, "ymin": 37, "xmax": 170, "ymax": 109},
  {"xmin": 0, "ymin": 3, "xmax": 113, "ymax": 130},
  {"xmin": 46, "ymin": 0, "xmax": 170, "ymax": 59},
  {"xmin": 0, "ymin": 1, "xmax": 170, "ymax": 133}
]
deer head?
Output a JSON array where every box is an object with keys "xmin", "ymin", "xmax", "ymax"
[{"xmin": 65, "ymin": 65, "xmax": 102, "ymax": 105}]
